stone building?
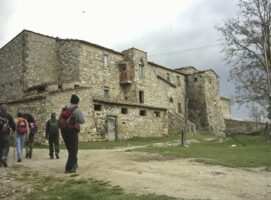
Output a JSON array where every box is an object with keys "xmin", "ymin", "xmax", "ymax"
[{"xmin": 0, "ymin": 30, "xmax": 229, "ymax": 141}]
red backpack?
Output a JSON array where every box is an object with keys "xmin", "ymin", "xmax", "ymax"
[
  {"xmin": 17, "ymin": 119, "xmax": 28, "ymax": 135},
  {"xmin": 59, "ymin": 106, "xmax": 80, "ymax": 132}
]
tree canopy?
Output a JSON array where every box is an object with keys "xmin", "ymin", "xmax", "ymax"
[{"xmin": 217, "ymin": 0, "xmax": 271, "ymax": 116}]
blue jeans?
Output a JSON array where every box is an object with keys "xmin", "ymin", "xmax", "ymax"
[{"xmin": 16, "ymin": 133, "xmax": 26, "ymax": 160}]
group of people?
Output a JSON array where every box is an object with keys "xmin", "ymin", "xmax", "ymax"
[{"xmin": 0, "ymin": 94, "xmax": 85, "ymax": 173}]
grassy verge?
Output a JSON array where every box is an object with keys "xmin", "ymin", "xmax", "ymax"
[
  {"xmin": 135, "ymin": 134, "xmax": 271, "ymax": 168},
  {"xmin": 10, "ymin": 166, "xmax": 178, "ymax": 200}
]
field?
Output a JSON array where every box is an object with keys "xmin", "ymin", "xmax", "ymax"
[{"xmin": 1, "ymin": 133, "xmax": 271, "ymax": 200}]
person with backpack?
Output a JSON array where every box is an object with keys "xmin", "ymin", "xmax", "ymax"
[
  {"xmin": 0, "ymin": 104, "xmax": 16, "ymax": 167},
  {"xmin": 59, "ymin": 94, "xmax": 85, "ymax": 173},
  {"xmin": 23, "ymin": 113, "xmax": 38, "ymax": 159},
  {"xmin": 45, "ymin": 112, "xmax": 60, "ymax": 159},
  {"xmin": 15, "ymin": 111, "xmax": 29, "ymax": 162}
]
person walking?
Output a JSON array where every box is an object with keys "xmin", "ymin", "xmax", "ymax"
[
  {"xmin": 45, "ymin": 112, "xmax": 60, "ymax": 159},
  {"xmin": 15, "ymin": 111, "xmax": 29, "ymax": 162},
  {"xmin": 24, "ymin": 113, "xmax": 38, "ymax": 159},
  {"xmin": 0, "ymin": 104, "xmax": 16, "ymax": 167},
  {"xmin": 59, "ymin": 94, "xmax": 85, "ymax": 173}
]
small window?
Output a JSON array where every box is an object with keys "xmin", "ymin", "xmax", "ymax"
[
  {"xmin": 58, "ymin": 84, "xmax": 63, "ymax": 91},
  {"xmin": 124, "ymin": 96, "xmax": 128, "ymax": 100},
  {"xmin": 154, "ymin": 111, "xmax": 161, "ymax": 117},
  {"xmin": 2, "ymin": 85, "xmax": 4, "ymax": 89},
  {"xmin": 103, "ymin": 54, "xmax": 109, "ymax": 67},
  {"xmin": 178, "ymin": 103, "xmax": 182, "ymax": 113},
  {"xmin": 194, "ymin": 77, "xmax": 197, "ymax": 82},
  {"xmin": 139, "ymin": 59, "xmax": 144, "ymax": 77},
  {"xmin": 121, "ymin": 108, "xmax": 128, "ymax": 114},
  {"xmin": 139, "ymin": 110, "xmax": 146, "ymax": 116},
  {"xmin": 176, "ymin": 76, "xmax": 180, "ymax": 86},
  {"xmin": 74, "ymin": 85, "xmax": 80, "ymax": 89},
  {"xmin": 94, "ymin": 104, "xmax": 102, "ymax": 111},
  {"xmin": 104, "ymin": 89, "xmax": 109, "ymax": 98},
  {"xmin": 10, "ymin": 83, "xmax": 13, "ymax": 87},
  {"xmin": 37, "ymin": 85, "xmax": 46, "ymax": 93},
  {"xmin": 169, "ymin": 97, "xmax": 173, "ymax": 103},
  {"xmin": 167, "ymin": 73, "xmax": 170, "ymax": 82},
  {"xmin": 139, "ymin": 91, "xmax": 144, "ymax": 103}
]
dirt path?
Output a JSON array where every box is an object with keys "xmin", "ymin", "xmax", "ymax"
[{"xmin": 2, "ymin": 148, "xmax": 271, "ymax": 200}]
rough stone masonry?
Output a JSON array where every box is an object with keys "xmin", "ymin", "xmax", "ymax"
[{"xmin": 0, "ymin": 30, "xmax": 230, "ymax": 141}]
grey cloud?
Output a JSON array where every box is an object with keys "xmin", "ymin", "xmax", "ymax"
[
  {"xmin": 0, "ymin": 0, "xmax": 15, "ymax": 45},
  {"xmin": 113, "ymin": 0, "xmax": 243, "ymax": 118}
]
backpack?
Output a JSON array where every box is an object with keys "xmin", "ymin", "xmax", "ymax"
[
  {"xmin": 17, "ymin": 119, "xmax": 28, "ymax": 135},
  {"xmin": 59, "ymin": 106, "xmax": 80, "ymax": 132},
  {"xmin": 47, "ymin": 119, "xmax": 59, "ymax": 134},
  {"xmin": 0, "ymin": 114, "xmax": 9, "ymax": 133},
  {"xmin": 29, "ymin": 122, "xmax": 37, "ymax": 135}
]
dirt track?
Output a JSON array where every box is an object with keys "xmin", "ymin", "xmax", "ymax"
[{"xmin": 3, "ymin": 147, "xmax": 271, "ymax": 200}]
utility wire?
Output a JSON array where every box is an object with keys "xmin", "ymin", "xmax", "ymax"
[{"xmin": 148, "ymin": 43, "xmax": 222, "ymax": 57}]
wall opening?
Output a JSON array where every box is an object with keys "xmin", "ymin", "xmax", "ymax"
[
  {"xmin": 94, "ymin": 104, "xmax": 102, "ymax": 111},
  {"xmin": 154, "ymin": 111, "xmax": 161, "ymax": 117},
  {"xmin": 104, "ymin": 89, "xmax": 109, "ymax": 98},
  {"xmin": 139, "ymin": 91, "xmax": 144, "ymax": 103},
  {"xmin": 103, "ymin": 54, "xmax": 109, "ymax": 67},
  {"xmin": 139, "ymin": 110, "xmax": 146, "ymax": 116},
  {"xmin": 121, "ymin": 108, "xmax": 128, "ymax": 114}
]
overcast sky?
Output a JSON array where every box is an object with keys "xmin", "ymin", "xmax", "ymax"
[{"xmin": 0, "ymin": 0, "xmax": 251, "ymax": 119}]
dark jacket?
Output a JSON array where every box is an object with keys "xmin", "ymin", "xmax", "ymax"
[{"xmin": 0, "ymin": 112, "xmax": 16, "ymax": 133}]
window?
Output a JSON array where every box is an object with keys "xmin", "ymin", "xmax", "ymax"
[
  {"xmin": 121, "ymin": 108, "xmax": 128, "ymax": 114},
  {"xmin": 139, "ymin": 59, "xmax": 144, "ymax": 77},
  {"xmin": 103, "ymin": 54, "xmax": 109, "ymax": 67},
  {"xmin": 94, "ymin": 104, "xmax": 102, "ymax": 111},
  {"xmin": 169, "ymin": 97, "xmax": 173, "ymax": 103},
  {"xmin": 194, "ymin": 77, "xmax": 197, "ymax": 82},
  {"xmin": 178, "ymin": 103, "xmax": 182, "ymax": 113},
  {"xmin": 176, "ymin": 76, "xmax": 180, "ymax": 86},
  {"xmin": 139, "ymin": 110, "xmax": 146, "ymax": 116},
  {"xmin": 167, "ymin": 73, "xmax": 170, "ymax": 82},
  {"xmin": 154, "ymin": 111, "xmax": 161, "ymax": 117},
  {"xmin": 104, "ymin": 89, "xmax": 109, "ymax": 98},
  {"xmin": 139, "ymin": 91, "xmax": 144, "ymax": 103},
  {"xmin": 74, "ymin": 85, "xmax": 80, "ymax": 89},
  {"xmin": 58, "ymin": 84, "xmax": 63, "ymax": 91},
  {"xmin": 37, "ymin": 85, "xmax": 46, "ymax": 93}
]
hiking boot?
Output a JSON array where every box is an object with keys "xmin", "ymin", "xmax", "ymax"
[
  {"xmin": 50, "ymin": 155, "xmax": 54, "ymax": 159},
  {"xmin": 65, "ymin": 169, "xmax": 76, "ymax": 174},
  {"xmin": 55, "ymin": 154, "xmax": 59, "ymax": 159},
  {"xmin": 17, "ymin": 158, "xmax": 22, "ymax": 162},
  {"xmin": 1, "ymin": 157, "xmax": 8, "ymax": 167},
  {"xmin": 25, "ymin": 153, "xmax": 29, "ymax": 158}
]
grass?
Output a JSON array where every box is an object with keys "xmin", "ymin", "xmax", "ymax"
[
  {"xmin": 28, "ymin": 178, "xmax": 178, "ymax": 200},
  {"xmin": 135, "ymin": 134, "xmax": 271, "ymax": 168},
  {"xmin": 11, "ymin": 169, "xmax": 177, "ymax": 200}
]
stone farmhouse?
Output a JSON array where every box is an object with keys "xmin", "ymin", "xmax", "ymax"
[{"xmin": 0, "ymin": 30, "xmax": 230, "ymax": 141}]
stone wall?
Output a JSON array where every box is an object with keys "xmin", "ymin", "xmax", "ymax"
[
  {"xmin": 225, "ymin": 119, "xmax": 265, "ymax": 135},
  {"xmin": 24, "ymin": 32, "xmax": 59, "ymax": 88},
  {"xmin": 0, "ymin": 31, "xmax": 25, "ymax": 101},
  {"xmin": 220, "ymin": 97, "xmax": 231, "ymax": 119},
  {"xmin": 184, "ymin": 70, "xmax": 225, "ymax": 136},
  {"xmin": 0, "ymin": 30, "xmax": 229, "ymax": 141}
]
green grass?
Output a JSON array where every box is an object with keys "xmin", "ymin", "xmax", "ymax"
[
  {"xmin": 71, "ymin": 134, "xmax": 180, "ymax": 150},
  {"xmin": 20, "ymin": 174, "xmax": 178, "ymax": 200},
  {"xmin": 135, "ymin": 134, "xmax": 271, "ymax": 168}
]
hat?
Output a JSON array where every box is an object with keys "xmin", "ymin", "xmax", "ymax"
[
  {"xmin": 70, "ymin": 94, "xmax": 80, "ymax": 104},
  {"xmin": 0, "ymin": 104, "xmax": 7, "ymax": 113},
  {"xmin": 17, "ymin": 111, "xmax": 23, "ymax": 117}
]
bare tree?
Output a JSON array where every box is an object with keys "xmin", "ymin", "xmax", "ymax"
[{"xmin": 217, "ymin": 0, "xmax": 271, "ymax": 119}]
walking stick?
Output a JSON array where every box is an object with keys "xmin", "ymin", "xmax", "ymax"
[{"xmin": 13, "ymin": 131, "xmax": 16, "ymax": 166}]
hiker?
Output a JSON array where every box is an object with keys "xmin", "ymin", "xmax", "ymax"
[
  {"xmin": 45, "ymin": 112, "xmax": 60, "ymax": 159},
  {"xmin": 0, "ymin": 104, "xmax": 16, "ymax": 167},
  {"xmin": 24, "ymin": 113, "xmax": 38, "ymax": 159},
  {"xmin": 59, "ymin": 94, "xmax": 85, "ymax": 173},
  {"xmin": 15, "ymin": 111, "xmax": 29, "ymax": 162}
]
